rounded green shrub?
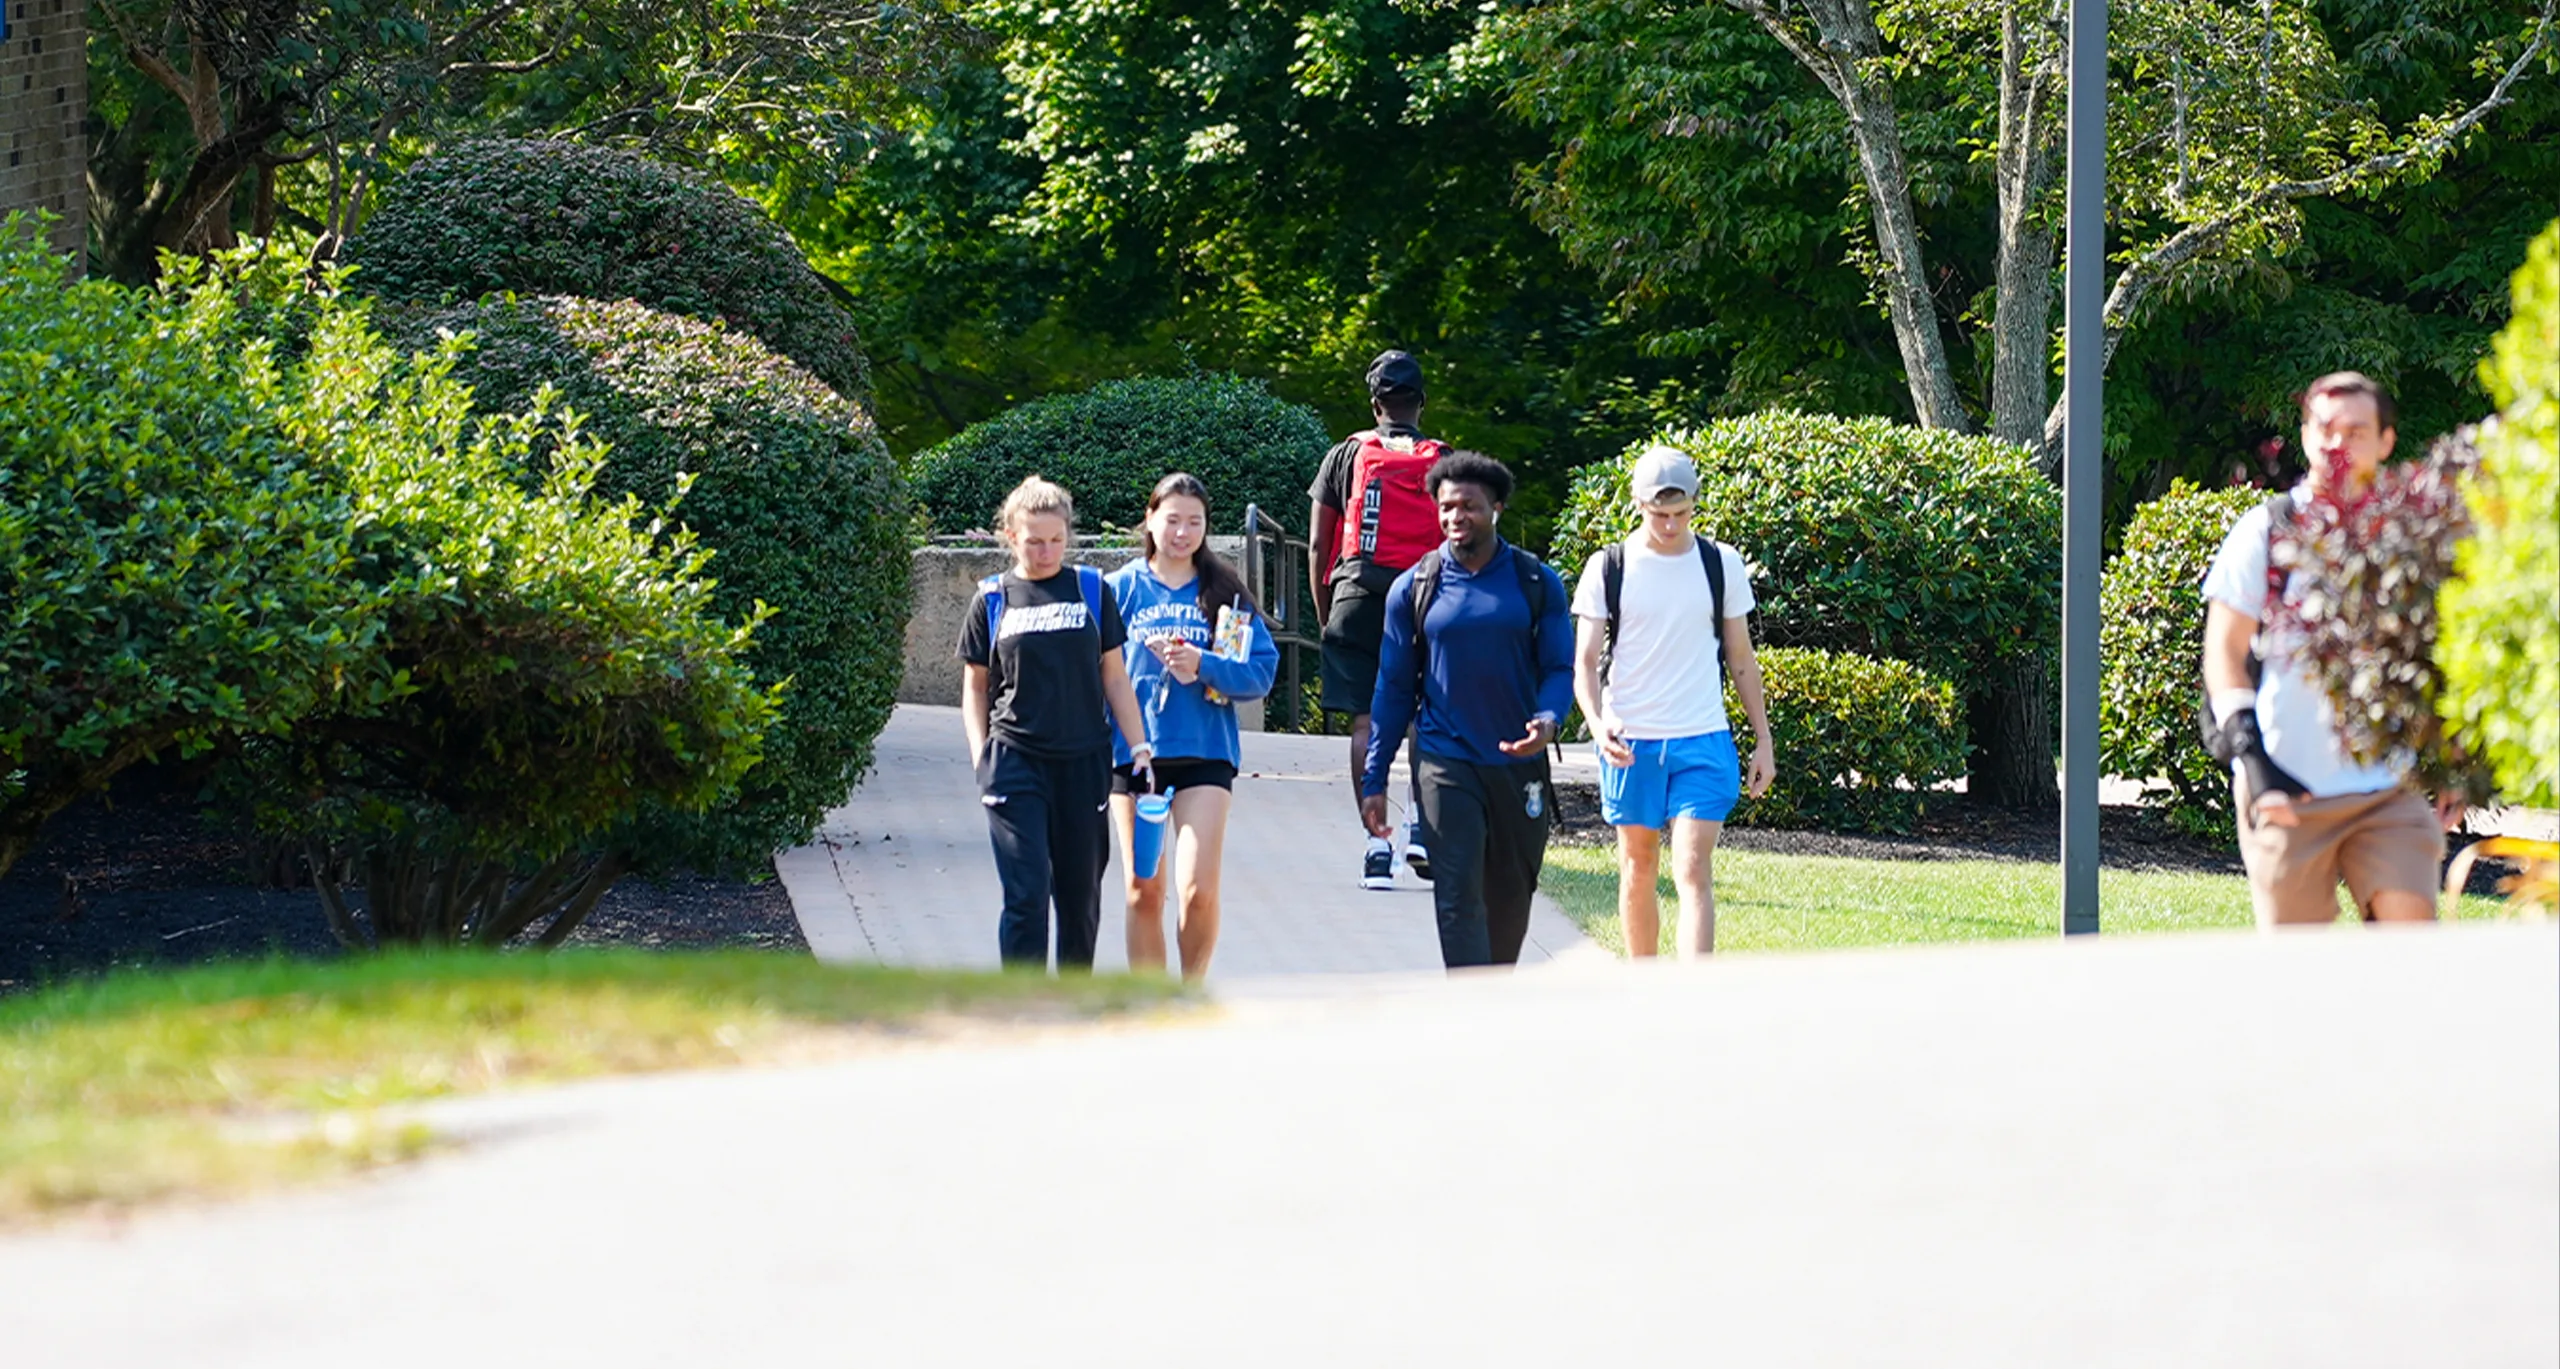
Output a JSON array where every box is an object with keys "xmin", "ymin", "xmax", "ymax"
[
  {"xmin": 2439, "ymin": 220, "xmax": 2559, "ymax": 809},
  {"xmin": 347, "ymin": 139, "xmax": 872, "ymax": 402},
  {"xmin": 231, "ymin": 286, "xmax": 778, "ymax": 946},
  {"xmin": 909, "ymin": 375, "xmax": 1330, "ymax": 534},
  {"xmin": 1723, "ymin": 647, "xmax": 1966, "ymax": 832},
  {"xmin": 413, "ymin": 295, "xmax": 912, "ymax": 872},
  {"xmin": 1552, "ymin": 411, "xmax": 2060, "ymax": 692},
  {"xmin": 2098, "ymin": 481, "xmax": 2263, "ymax": 841},
  {"xmin": 0, "ymin": 222, "xmax": 384, "ymax": 878}
]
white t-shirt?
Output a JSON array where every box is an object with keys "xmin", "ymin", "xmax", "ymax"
[
  {"xmin": 1570, "ymin": 535, "xmax": 1756, "ymax": 739},
  {"xmin": 2199, "ymin": 493, "xmax": 2402, "ymax": 798}
]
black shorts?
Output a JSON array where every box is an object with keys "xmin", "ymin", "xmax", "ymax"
[
  {"xmin": 1319, "ymin": 560, "xmax": 1399, "ymax": 713},
  {"xmin": 1111, "ymin": 758, "xmax": 1239, "ymax": 795}
]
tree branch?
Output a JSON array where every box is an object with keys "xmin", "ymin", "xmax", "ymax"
[{"xmin": 2035, "ymin": 0, "xmax": 2556, "ymax": 464}]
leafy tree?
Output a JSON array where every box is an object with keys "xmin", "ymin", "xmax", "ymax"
[
  {"xmin": 0, "ymin": 219, "xmax": 384, "ymax": 878},
  {"xmin": 1482, "ymin": 0, "xmax": 2556, "ymax": 459},
  {"xmin": 82, "ymin": 0, "xmax": 971, "ymax": 280},
  {"xmin": 2437, "ymin": 220, "xmax": 2558, "ymax": 808},
  {"xmin": 782, "ymin": 0, "xmax": 1728, "ymax": 535}
]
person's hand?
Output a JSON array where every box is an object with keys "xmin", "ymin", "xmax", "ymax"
[
  {"xmin": 1498, "ymin": 714, "xmax": 1558, "ymax": 758},
  {"xmin": 2434, "ymin": 793, "xmax": 2466, "ymax": 832},
  {"xmin": 2252, "ymin": 791, "xmax": 2302, "ymax": 828},
  {"xmin": 1746, "ymin": 736, "xmax": 1776, "ymax": 798},
  {"xmin": 1359, "ymin": 793, "xmax": 1393, "ymax": 839},
  {"xmin": 1128, "ymin": 743, "xmax": 1155, "ymax": 794},
  {"xmin": 1595, "ymin": 715, "xmax": 1634, "ymax": 768},
  {"xmin": 1153, "ymin": 635, "xmax": 1203, "ymax": 685}
]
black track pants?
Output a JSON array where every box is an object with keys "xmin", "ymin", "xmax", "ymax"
[
  {"xmin": 1414, "ymin": 752, "xmax": 1554, "ymax": 969},
  {"xmin": 979, "ymin": 739, "xmax": 1112, "ymax": 969}
]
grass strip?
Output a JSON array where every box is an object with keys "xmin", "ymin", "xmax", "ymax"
[
  {"xmin": 1542, "ymin": 844, "xmax": 2512, "ymax": 957},
  {"xmin": 0, "ymin": 950, "xmax": 1186, "ymax": 1224}
]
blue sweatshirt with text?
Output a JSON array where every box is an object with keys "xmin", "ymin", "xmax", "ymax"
[
  {"xmin": 1362, "ymin": 539, "xmax": 1576, "ymax": 795},
  {"xmin": 1106, "ymin": 560, "xmax": 1281, "ymax": 769}
]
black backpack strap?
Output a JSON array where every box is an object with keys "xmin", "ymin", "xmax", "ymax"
[
  {"xmin": 1700, "ymin": 537, "xmax": 1728, "ymax": 675},
  {"xmin": 1510, "ymin": 544, "xmax": 1549, "ymax": 649},
  {"xmin": 1600, "ymin": 543, "xmax": 1626, "ymax": 682},
  {"xmin": 1408, "ymin": 547, "xmax": 1445, "ymax": 686}
]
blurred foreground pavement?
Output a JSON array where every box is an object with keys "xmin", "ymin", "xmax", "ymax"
[{"xmin": 4, "ymin": 923, "xmax": 2552, "ymax": 1367}]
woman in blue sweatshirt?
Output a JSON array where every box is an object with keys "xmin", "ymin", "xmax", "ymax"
[{"xmin": 1106, "ymin": 473, "xmax": 1281, "ymax": 978}]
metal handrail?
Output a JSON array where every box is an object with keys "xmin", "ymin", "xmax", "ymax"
[{"xmin": 1240, "ymin": 503, "xmax": 1327, "ymax": 732}]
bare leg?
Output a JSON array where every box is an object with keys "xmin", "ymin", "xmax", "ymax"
[
  {"xmin": 2366, "ymin": 889, "xmax": 2438, "ymax": 923},
  {"xmin": 1671, "ymin": 817, "xmax": 1724, "ymax": 959},
  {"xmin": 1167, "ymin": 787, "xmax": 1235, "ymax": 980},
  {"xmin": 1110, "ymin": 794, "xmax": 1169, "ymax": 973},
  {"xmin": 1615, "ymin": 825, "xmax": 1663, "ymax": 958}
]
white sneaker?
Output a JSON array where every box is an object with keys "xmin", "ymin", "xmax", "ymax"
[
  {"xmin": 1361, "ymin": 839, "xmax": 1396, "ymax": 890},
  {"xmin": 1403, "ymin": 829, "xmax": 1433, "ymax": 882}
]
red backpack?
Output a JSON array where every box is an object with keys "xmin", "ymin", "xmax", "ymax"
[{"xmin": 1337, "ymin": 430, "xmax": 1450, "ymax": 572}]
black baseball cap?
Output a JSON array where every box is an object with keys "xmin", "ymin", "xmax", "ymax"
[{"xmin": 1366, "ymin": 350, "xmax": 1425, "ymax": 400}]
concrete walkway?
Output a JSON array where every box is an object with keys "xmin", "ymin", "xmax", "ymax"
[
  {"xmin": 777, "ymin": 704, "xmax": 1599, "ymax": 977},
  {"xmin": 5, "ymin": 923, "xmax": 2551, "ymax": 1366}
]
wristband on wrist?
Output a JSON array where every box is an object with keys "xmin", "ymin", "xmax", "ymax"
[{"xmin": 1129, "ymin": 742, "xmax": 1156, "ymax": 763}]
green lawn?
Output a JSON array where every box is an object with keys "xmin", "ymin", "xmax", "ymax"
[
  {"xmin": 0, "ymin": 951, "xmax": 1187, "ymax": 1224},
  {"xmin": 1543, "ymin": 843, "xmax": 2510, "ymax": 957}
]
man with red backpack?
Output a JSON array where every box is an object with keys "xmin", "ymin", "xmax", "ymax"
[{"xmin": 1311, "ymin": 350, "xmax": 1447, "ymax": 890}]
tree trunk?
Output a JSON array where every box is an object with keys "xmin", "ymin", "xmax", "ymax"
[
  {"xmin": 1966, "ymin": 653, "xmax": 2056, "ymax": 808},
  {"xmin": 1728, "ymin": 0, "xmax": 1972, "ymax": 432},
  {"xmin": 1989, "ymin": 0, "xmax": 2064, "ymax": 449},
  {"xmin": 1837, "ymin": 72, "xmax": 1973, "ymax": 433}
]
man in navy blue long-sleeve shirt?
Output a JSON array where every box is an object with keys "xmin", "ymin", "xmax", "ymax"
[{"xmin": 1361, "ymin": 451, "xmax": 1576, "ymax": 968}]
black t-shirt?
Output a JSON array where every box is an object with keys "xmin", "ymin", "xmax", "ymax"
[
  {"xmin": 1307, "ymin": 420, "xmax": 1428, "ymax": 514},
  {"xmin": 957, "ymin": 566, "xmax": 1127, "ymax": 758}
]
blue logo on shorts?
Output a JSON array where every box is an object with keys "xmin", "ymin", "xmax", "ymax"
[{"xmin": 1523, "ymin": 781, "xmax": 1545, "ymax": 819}]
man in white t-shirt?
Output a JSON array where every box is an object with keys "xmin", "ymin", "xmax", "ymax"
[
  {"xmin": 2200, "ymin": 371, "xmax": 2458, "ymax": 926},
  {"xmin": 1570, "ymin": 446, "xmax": 1776, "ymax": 958}
]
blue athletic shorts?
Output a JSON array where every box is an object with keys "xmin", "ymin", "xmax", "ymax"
[{"xmin": 1597, "ymin": 731, "xmax": 1741, "ymax": 829}]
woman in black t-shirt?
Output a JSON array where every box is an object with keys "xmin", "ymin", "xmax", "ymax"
[{"xmin": 958, "ymin": 476, "xmax": 1155, "ymax": 969}]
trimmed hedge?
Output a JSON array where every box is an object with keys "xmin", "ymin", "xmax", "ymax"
[
  {"xmin": 2439, "ymin": 220, "xmax": 2559, "ymax": 810},
  {"xmin": 0, "ymin": 224, "xmax": 383, "ymax": 878},
  {"xmin": 348, "ymin": 140, "xmax": 871, "ymax": 402},
  {"xmin": 1724, "ymin": 648, "xmax": 1967, "ymax": 833},
  {"xmin": 231, "ymin": 280, "xmax": 777, "ymax": 946},
  {"xmin": 2099, "ymin": 481, "xmax": 2264, "ymax": 841},
  {"xmin": 414, "ymin": 295, "xmax": 912, "ymax": 873},
  {"xmin": 909, "ymin": 375, "xmax": 1329, "ymax": 534},
  {"xmin": 1552, "ymin": 412, "xmax": 2059, "ymax": 692}
]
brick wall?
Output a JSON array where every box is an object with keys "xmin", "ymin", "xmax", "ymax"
[{"xmin": 0, "ymin": 0, "xmax": 87, "ymax": 262}]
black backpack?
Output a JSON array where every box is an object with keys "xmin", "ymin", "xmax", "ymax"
[
  {"xmin": 2197, "ymin": 493, "xmax": 2299, "ymax": 767},
  {"xmin": 1408, "ymin": 541, "xmax": 1553, "ymax": 683},
  {"xmin": 1595, "ymin": 537, "xmax": 1728, "ymax": 684}
]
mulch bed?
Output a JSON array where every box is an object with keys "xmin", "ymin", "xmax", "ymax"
[
  {"xmin": 0, "ymin": 766, "xmax": 804, "ymax": 997},
  {"xmin": 1548, "ymin": 780, "xmax": 2521, "ymax": 893}
]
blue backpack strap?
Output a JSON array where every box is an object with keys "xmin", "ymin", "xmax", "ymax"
[
  {"xmin": 978, "ymin": 572, "xmax": 1006, "ymax": 646},
  {"xmin": 1076, "ymin": 563, "xmax": 1105, "ymax": 629}
]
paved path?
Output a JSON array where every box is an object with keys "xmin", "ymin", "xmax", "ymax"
[
  {"xmin": 777, "ymin": 705, "xmax": 1599, "ymax": 977},
  {"xmin": 5, "ymin": 923, "xmax": 2551, "ymax": 1366}
]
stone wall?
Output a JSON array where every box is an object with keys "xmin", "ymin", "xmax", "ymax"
[
  {"xmin": 0, "ymin": 0, "xmax": 86, "ymax": 260},
  {"xmin": 902, "ymin": 538, "xmax": 1261, "ymax": 729}
]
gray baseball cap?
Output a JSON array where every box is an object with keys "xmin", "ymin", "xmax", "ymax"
[{"xmin": 1630, "ymin": 444, "xmax": 1699, "ymax": 502}]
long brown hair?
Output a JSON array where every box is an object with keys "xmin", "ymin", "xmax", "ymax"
[{"xmin": 1141, "ymin": 473, "xmax": 1256, "ymax": 621}]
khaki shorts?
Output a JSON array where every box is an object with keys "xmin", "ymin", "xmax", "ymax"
[{"xmin": 2233, "ymin": 781, "xmax": 2444, "ymax": 926}]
